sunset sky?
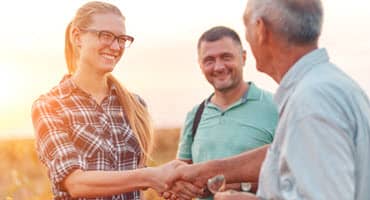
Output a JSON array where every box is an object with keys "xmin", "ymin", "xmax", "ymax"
[{"xmin": 0, "ymin": 0, "xmax": 369, "ymax": 138}]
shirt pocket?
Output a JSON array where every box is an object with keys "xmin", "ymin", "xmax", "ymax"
[
  {"xmin": 70, "ymin": 124, "xmax": 105, "ymax": 158},
  {"xmin": 114, "ymin": 126, "xmax": 141, "ymax": 168}
]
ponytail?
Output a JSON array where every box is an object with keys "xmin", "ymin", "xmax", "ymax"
[
  {"xmin": 108, "ymin": 74, "xmax": 154, "ymax": 165},
  {"xmin": 65, "ymin": 22, "xmax": 76, "ymax": 74}
]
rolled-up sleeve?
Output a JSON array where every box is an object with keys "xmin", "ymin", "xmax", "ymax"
[{"xmin": 31, "ymin": 98, "xmax": 85, "ymax": 190}]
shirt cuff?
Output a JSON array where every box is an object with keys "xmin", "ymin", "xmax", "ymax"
[{"xmin": 50, "ymin": 156, "xmax": 85, "ymax": 191}]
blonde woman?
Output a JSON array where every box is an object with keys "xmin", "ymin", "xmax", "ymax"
[{"xmin": 31, "ymin": 1, "xmax": 199, "ymax": 199}]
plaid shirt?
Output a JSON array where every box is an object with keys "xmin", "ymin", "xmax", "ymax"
[{"xmin": 32, "ymin": 75, "xmax": 142, "ymax": 200}]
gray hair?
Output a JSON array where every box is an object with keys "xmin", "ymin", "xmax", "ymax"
[{"xmin": 248, "ymin": 0, "xmax": 323, "ymax": 45}]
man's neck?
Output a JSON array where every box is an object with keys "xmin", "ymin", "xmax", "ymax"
[
  {"xmin": 212, "ymin": 82, "xmax": 248, "ymax": 110},
  {"xmin": 273, "ymin": 44, "xmax": 318, "ymax": 83}
]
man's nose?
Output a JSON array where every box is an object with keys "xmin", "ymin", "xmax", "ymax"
[{"xmin": 214, "ymin": 59, "xmax": 226, "ymax": 71}]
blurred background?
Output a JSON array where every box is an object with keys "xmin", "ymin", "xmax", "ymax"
[{"xmin": 0, "ymin": 0, "xmax": 369, "ymax": 199}]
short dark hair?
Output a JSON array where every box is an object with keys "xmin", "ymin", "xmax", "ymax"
[{"xmin": 197, "ymin": 26, "xmax": 242, "ymax": 51}]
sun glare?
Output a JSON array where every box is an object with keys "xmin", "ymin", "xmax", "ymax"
[
  {"xmin": 0, "ymin": 64, "xmax": 23, "ymax": 111},
  {"xmin": 0, "ymin": 63, "xmax": 31, "ymax": 137}
]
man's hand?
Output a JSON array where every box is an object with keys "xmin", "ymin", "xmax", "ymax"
[
  {"xmin": 166, "ymin": 162, "xmax": 214, "ymax": 189},
  {"xmin": 149, "ymin": 160, "xmax": 187, "ymax": 193},
  {"xmin": 214, "ymin": 190, "xmax": 258, "ymax": 200}
]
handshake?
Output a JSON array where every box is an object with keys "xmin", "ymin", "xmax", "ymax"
[
  {"xmin": 148, "ymin": 160, "xmax": 219, "ymax": 200},
  {"xmin": 147, "ymin": 160, "xmax": 256, "ymax": 200}
]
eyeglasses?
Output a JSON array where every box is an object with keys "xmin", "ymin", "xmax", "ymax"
[{"xmin": 80, "ymin": 28, "xmax": 134, "ymax": 48}]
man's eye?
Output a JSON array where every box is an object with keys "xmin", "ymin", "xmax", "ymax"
[
  {"xmin": 222, "ymin": 55, "xmax": 233, "ymax": 61},
  {"xmin": 203, "ymin": 59, "xmax": 214, "ymax": 66}
]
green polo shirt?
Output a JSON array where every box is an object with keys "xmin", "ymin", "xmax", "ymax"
[{"xmin": 178, "ymin": 82, "xmax": 278, "ymax": 164}]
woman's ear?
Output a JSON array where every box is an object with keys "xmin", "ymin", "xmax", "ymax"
[{"xmin": 71, "ymin": 28, "xmax": 82, "ymax": 47}]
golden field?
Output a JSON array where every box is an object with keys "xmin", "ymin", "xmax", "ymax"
[{"xmin": 0, "ymin": 128, "xmax": 181, "ymax": 200}]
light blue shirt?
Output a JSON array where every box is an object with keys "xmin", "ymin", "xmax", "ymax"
[{"xmin": 257, "ymin": 48, "xmax": 370, "ymax": 200}]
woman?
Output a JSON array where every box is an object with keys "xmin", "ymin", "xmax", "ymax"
[{"xmin": 31, "ymin": 1, "xmax": 199, "ymax": 199}]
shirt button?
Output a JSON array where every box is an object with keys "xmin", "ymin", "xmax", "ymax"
[{"xmin": 281, "ymin": 178, "xmax": 293, "ymax": 191}]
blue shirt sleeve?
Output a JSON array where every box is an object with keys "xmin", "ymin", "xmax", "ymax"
[{"xmin": 177, "ymin": 107, "xmax": 198, "ymax": 161}]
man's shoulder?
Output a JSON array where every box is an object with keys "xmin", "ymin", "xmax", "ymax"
[
  {"xmin": 248, "ymin": 82, "xmax": 275, "ymax": 104},
  {"xmin": 289, "ymin": 63, "xmax": 369, "ymax": 119},
  {"xmin": 186, "ymin": 100, "xmax": 206, "ymax": 118},
  {"xmin": 296, "ymin": 63, "xmax": 361, "ymax": 100}
]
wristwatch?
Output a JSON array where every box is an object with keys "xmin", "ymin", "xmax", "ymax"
[{"xmin": 241, "ymin": 182, "xmax": 252, "ymax": 192}]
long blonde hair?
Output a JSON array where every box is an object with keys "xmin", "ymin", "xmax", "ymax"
[{"xmin": 65, "ymin": 1, "xmax": 153, "ymax": 164}]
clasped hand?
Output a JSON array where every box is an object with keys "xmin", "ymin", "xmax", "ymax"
[{"xmin": 151, "ymin": 160, "xmax": 208, "ymax": 200}]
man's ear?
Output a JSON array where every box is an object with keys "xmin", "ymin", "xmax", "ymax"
[
  {"xmin": 198, "ymin": 57, "xmax": 208, "ymax": 76},
  {"xmin": 197, "ymin": 53, "xmax": 203, "ymax": 68},
  {"xmin": 255, "ymin": 18, "xmax": 268, "ymax": 45},
  {"xmin": 198, "ymin": 58, "xmax": 204, "ymax": 72},
  {"xmin": 241, "ymin": 49, "xmax": 247, "ymax": 66}
]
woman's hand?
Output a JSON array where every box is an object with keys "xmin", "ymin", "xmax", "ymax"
[{"xmin": 148, "ymin": 160, "xmax": 188, "ymax": 193}]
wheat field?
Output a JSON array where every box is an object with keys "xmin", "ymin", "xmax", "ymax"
[{"xmin": 0, "ymin": 128, "xmax": 180, "ymax": 200}]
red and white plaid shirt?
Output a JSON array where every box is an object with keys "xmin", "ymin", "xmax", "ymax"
[{"xmin": 32, "ymin": 75, "xmax": 142, "ymax": 200}]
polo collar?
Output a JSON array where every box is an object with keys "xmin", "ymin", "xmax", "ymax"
[
  {"xmin": 206, "ymin": 81, "xmax": 260, "ymax": 108},
  {"xmin": 244, "ymin": 82, "xmax": 260, "ymax": 101}
]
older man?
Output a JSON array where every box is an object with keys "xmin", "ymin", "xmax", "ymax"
[{"xmin": 168, "ymin": 0, "xmax": 370, "ymax": 199}]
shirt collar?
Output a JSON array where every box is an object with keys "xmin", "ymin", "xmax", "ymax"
[
  {"xmin": 274, "ymin": 48, "xmax": 330, "ymax": 107},
  {"xmin": 206, "ymin": 81, "xmax": 260, "ymax": 107},
  {"xmin": 57, "ymin": 74, "xmax": 118, "ymax": 98},
  {"xmin": 56, "ymin": 74, "xmax": 77, "ymax": 98},
  {"xmin": 244, "ymin": 81, "xmax": 260, "ymax": 101}
]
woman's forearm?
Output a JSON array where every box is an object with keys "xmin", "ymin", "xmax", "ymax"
[{"xmin": 63, "ymin": 167, "xmax": 156, "ymax": 198}]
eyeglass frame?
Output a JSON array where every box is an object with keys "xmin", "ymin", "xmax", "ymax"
[{"xmin": 79, "ymin": 28, "xmax": 134, "ymax": 48}]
